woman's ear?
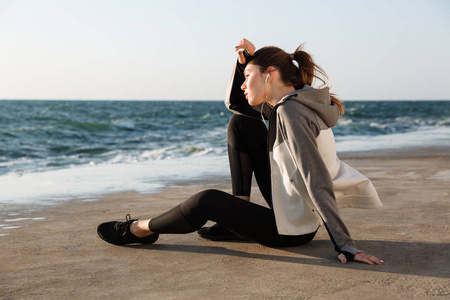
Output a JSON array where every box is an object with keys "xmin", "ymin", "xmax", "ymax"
[
  {"xmin": 264, "ymin": 66, "xmax": 276, "ymax": 81},
  {"xmin": 266, "ymin": 66, "xmax": 276, "ymax": 74}
]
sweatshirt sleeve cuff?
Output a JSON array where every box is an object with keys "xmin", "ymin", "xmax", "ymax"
[
  {"xmin": 238, "ymin": 50, "xmax": 253, "ymax": 65},
  {"xmin": 340, "ymin": 244, "xmax": 366, "ymax": 261}
]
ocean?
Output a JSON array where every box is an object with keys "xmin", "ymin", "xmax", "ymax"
[{"xmin": 0, "ymin": 100, "xmax": 449, "ymax": 209}]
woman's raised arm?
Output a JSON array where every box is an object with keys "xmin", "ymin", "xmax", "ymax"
[{"xmin": 235, "ymin": 38, "xmax": 255, "ymax": 64}]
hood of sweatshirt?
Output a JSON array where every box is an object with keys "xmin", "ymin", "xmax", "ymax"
[{"xmin": 279, "ymin": 85, "xmax": 340, "ymax": 128}]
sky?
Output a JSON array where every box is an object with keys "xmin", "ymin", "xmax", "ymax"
[{"xmin": 0, "ymin": 0, "xmax": 449, "ymax": 101}]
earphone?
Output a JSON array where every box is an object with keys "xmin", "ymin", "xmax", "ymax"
[{"xmin": 265, "ymin": 74, "xmax": 270, "ymax": 83}]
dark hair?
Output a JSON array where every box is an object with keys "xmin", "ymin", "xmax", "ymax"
[{"xmin": 249, "ymin": 45, "xmax": 344, "ymax": 114}]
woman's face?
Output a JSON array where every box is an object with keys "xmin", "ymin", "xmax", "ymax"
[{"xmin": 241, "ymin": 64, "xmax": 266, "ymax": 106}]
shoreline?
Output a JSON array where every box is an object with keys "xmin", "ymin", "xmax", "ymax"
[
  {"xmin": 1, "ymin": 146, "xmax": 449, "ymax": 298},
  {"xmin": 339, "ymin": 145, "xmax": 450, "ymax": 159},
  {"xmin": 1, "ymin": 145, "xmax": 447, "ymax": 209}
]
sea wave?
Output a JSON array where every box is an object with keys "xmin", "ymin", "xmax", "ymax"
[
  {"xmin": 0, "ymin": 100, "xmax": 449, "ymax": 208},
  {"xmin": 0, "ymin": 155, "xmax": 230, "ymax": 205},
  {"xmin": 336, "ymin": 126, "xmax": 450, "ymax": 152},
  {"xmin": 0, "ymin": 100, "xmax": 448, "ymax": 176}
]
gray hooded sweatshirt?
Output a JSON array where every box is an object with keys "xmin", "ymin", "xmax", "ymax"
[{"xmin": 225, "ymin": 57, "xmax": 381, "ymax": 257}]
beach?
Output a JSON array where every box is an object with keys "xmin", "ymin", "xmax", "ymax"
[{"xmin": 1, "ymin": 147, "xmax": 449, "ymax": 299}]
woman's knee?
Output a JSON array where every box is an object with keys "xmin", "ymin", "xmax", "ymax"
[
  {"xmin": 180, "ymin": 189, "xmax": 223, "ymax": 214},
  {"xmin": 227, "ymin": 114, "xmax": 267, "ymax": 149},
  {"xmin": 196, "ymin": 189, "xmax": 223, "ymax": 205},
  {"xmin": 227, "ymin": 114, "xmax": 242, "ymax": 131},
  {"xmin": 227, "ymin": 114, "xmax": 241, "ymax": 143}
]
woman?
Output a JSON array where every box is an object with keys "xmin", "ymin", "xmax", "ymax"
[{"xmin": 97, "ymin": 39, "xmax": 383, "ymax": 265}]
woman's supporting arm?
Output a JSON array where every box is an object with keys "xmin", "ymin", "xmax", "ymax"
[{"xmin": 278, "ymin": 102, "xmax": 382, "ymax": 264}]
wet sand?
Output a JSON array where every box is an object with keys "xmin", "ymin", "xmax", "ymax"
[{"xmin": 1, "ymin": 147, "xmax": 449, "ymax": 299}]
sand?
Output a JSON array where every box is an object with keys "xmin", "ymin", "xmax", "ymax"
[{"xmin": 1, "ymin": 147, "xmax": 449, "ymax": 299}]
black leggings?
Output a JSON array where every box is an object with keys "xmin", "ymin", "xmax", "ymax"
[
  {"xmin": 149, "ymin": 189, "xmax": 316, "ymax": 247},
  {"xmin": 148, "ymin": 114, "xmax": 317, "ymax": 248},
  {"xmin": 227, "ymin": 114, "xmax": 272, "ymax": 207}
]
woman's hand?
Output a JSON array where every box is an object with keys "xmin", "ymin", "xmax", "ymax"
[
  {"xmin": 338, "ymin": 253, "xmax": 384, "ymax": 265},
  {"xmin": 235, "ymin": 38, "xmax": 256, "ymax": 64}
]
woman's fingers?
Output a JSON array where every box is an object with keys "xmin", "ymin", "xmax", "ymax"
[
  {"xmin": 239, "ymin": 38, "xmax": 255, "ymax": 55},
  {"xmin": 353, "ymin": 253, "xmax": 384, "ymax": 265},
  {"xmin": 235, "ymin": 38, "xmax": 256, "ymax": 63},
  {"xmin": 337, "ymin": 253, "xmax": 384, "ymax": 265},
  {"xmin": 337, "ymin": 253, "xmax": 347, "ymax": 264},
  {"xmin": 235, "ymin": 39, "xmax": 249, "ymax": 64},
  {"xmin": 237, "ymin": 50, "xmax": 246, "ymax": 64},
  {"xmin": 235, "ymin": 38, "xmax": 249, "ymax": 52}
]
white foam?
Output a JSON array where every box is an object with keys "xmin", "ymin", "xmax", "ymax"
[
  {"xmin": 2, "ymin": 226, "xmax": 21, "ymax": 230},
  {"xmin": 0, "ymin": 156, "xmax": 229, "ymax": 206},
  {"xmin": 4, "ymin": 217, "xmax": 46, "ymax": 222},
  {"xmin": 1, "ymin": 127, "xmax": 448, "ymax": 207},
  {"xmin": 336, "ymin": 127, "xmax": 450, "ymax": 152}
]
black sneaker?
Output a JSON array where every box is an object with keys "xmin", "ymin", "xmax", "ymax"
[
  {"xmin": 197, "ymin": 223, "xmax": 247, "ymax": 241},
  {"xmin": 97, "ymin": 214, "xmax": 159, "ymax": 245}
]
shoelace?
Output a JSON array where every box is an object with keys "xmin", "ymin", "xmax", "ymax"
[{"xmin": 120, "ymin": 214, "xmax": 134, "ymax": 237}]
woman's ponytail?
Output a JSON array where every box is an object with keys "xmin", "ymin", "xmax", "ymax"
[
  {"xmin": 292, "ymin": 45, "xmax": 344, "ymax": 115},
  {"xmin": 250, "ymin": 44, "xmax": 344, "ymax": 115}
]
